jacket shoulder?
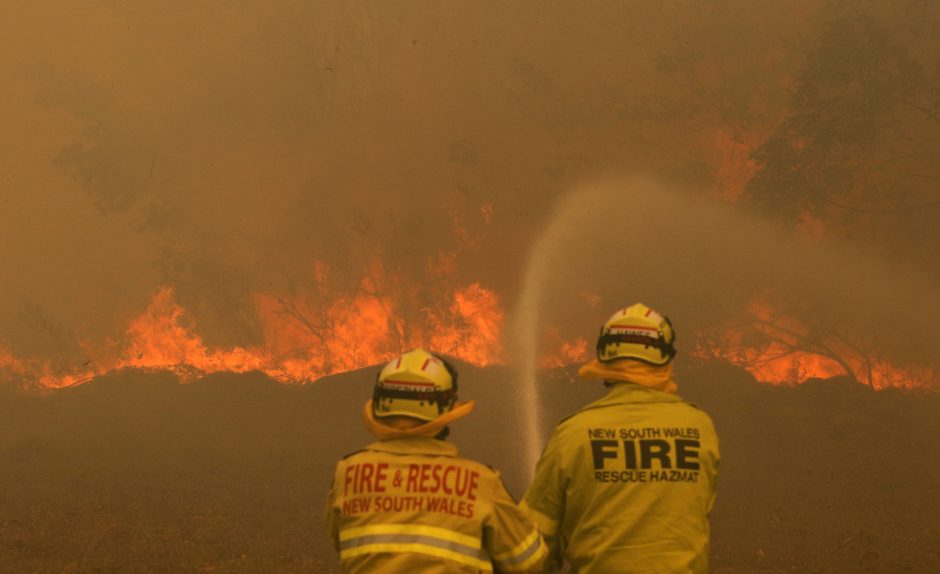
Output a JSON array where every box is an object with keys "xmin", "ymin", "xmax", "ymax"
[
  {"xmin": 551, "ymin": 397, "xmax": 715, "ymax": 427},
  {"xmin": 675, "ymin": 394, "xmax": 708, "ymax": 413},
  {"xmin": 452, "ymin": 455, "xmax": 502, "ymax": 477},
  {"xmin": 341, "ymin": 448, "xmax": 367, "ymax": 460},
  {"xmin": 551, "ymin": 408, "xmax": 594, "ymax": 435},
  {"xmin": 556, "ymin": 410, "xmax": 580, "ymax": 427},
  {"xmin": 675, "ymin": 399, "xmax": 717, "ymax": 421}
]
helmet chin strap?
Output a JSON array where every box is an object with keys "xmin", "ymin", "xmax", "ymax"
[{"xmin": 363, "ymin": 399, "xmax": 475, "ymax": 440}]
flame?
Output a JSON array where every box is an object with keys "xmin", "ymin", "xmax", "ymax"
[
  {"xmin": 3, "ymin": 274, "xmax": 934, "ymax": 392},
  {"xmin": 255, "ymin": 277, "xmax": 504, "ymax": 381},
  {"xmin": 699, "ymin": 336, "xmax": 935, "ymax": 390},
  {"xmin": 539, "ymin": 327, "xmax": 589, "ymax": 368},
  {"xmin": 119, "ymin": 287, "xmax": 267, "ymax": 379},
  {"xmin": 1, "ymin": 263, "xmax": 505, "ymax": 390},
  {"xmin": 0, "ymin": 348, "xmax": 95, "ymax": 390},
  {"xmin": 429, "ymin": 284, "xmax": 504, "ymax": 366},
  {"xmin": 531, "ymin": 298, "xmax": 934, "ymax": 390},
  {"xmin": 540, "ymin": 337, "xmax": 589, "ymax": 369},
  {"xmin": 695, "ymin": 300, "xmax": 936, "ymax": 389}
]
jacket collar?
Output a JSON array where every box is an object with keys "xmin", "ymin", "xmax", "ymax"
[
  {"xmin": 579, "ymin": 381, "xmax": 684, "ymax": 413},
  {"xmin": 365, "ymin": 437, "xmax": 460, "ymax": 457}
]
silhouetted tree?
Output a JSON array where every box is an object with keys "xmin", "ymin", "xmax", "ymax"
[{"xmin": 745, "ymin": 2, "xmax": 940, "ymax": 269}]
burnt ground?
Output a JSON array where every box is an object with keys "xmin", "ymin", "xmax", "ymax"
[{"xmin": 1, "ymin": 362, "xmax": 937, "ymax": 573}]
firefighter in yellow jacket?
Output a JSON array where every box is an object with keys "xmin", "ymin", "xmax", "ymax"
[
  {"xmin": 326, "ymin": 348, "xmax": 548, "ymax": 573},
  {"xmin": 522, "ymin": 304, "xmax": 719, "ymax": 573}
]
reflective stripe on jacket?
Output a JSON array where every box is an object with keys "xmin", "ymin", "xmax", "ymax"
[
  {"xmin": 522, "ymin": 383, "xmax": 719, "ymax": 574},
  {"xmin": 326, "ymin": 437, "xmax": 547, "ymax": 573}
]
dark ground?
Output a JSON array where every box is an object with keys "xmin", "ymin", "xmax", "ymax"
[{"xmin": 1, "ymin": 361, "xmax": 937, "ymax": 573}]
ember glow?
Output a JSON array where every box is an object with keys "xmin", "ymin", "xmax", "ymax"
[
  {"xmin": 3, "ymin": 283, "xmax": 932, "ymax": 392},
  {"xmin": 1, "ymin": 273, "xmax": 504, "ymax": 391},
  {"xmin": 1, "ymin": 265, "xmax": 934, "ymax": 393},
  {"xmin": 534, "ymin": 307, "xmax": 934, "ymax": 390},
  {"xmin": 694, "ymin": 300, "xmax": 937, "ymax": 390},
  {"xmin": 712, "ymin": 342, "xmax": 936, "ymax": 390},
  {"xmin": 539, "ymin": 335, "xmax": 589, "ymax": 369}
]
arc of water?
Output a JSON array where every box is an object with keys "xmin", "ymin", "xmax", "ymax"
[
  {"xmin": 512, "ymin": 196, "xmax": 574, "ymax": 479},
  {"xmin": 514, "ymin": 259, "xmax": 546, "ymax": 478}
]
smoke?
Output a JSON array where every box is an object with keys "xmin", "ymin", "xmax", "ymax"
[
  {"xmin": 511, "ymin": 175, "xmax": 940, "ymax": 462},
  {"xmin": 515, "ymin": 176, "xmax": 940, "ymax": 363},
  {"xmin": 2, "ymin": 1, "xmax": 935, "ymax": 379}
]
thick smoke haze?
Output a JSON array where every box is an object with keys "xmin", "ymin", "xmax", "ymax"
[
  {"xmin": 513, "ymin": 177, "xmax": 940, "ymax": 372},
  {"xmin": 3, "ymin": 3, "xmax": 940, "ymax": 572},
  {"xmin": 1, "ymin": 1, "xmax": 937, "ymax": 384},
  {"xmin": 510, "ymin": 175, "xmax": 939, "ymax": 466}
]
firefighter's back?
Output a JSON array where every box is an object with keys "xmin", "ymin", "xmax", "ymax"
[
  {"xmin": 325, "ymin": 349, "xmax": 546, "ymax": 574},
  {"xmin": 555, "ymin": 387, "xmax": 719, "ymax": 573},
  {"xmin": 329, "ymin": 437, "xmax": 546, "ymax": 573},
  {"xmin": 523, "ymin": 305, "xmax": 720, "ymax": 573}
]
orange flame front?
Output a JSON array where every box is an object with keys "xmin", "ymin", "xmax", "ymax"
[
  {"xmin": 694, "ymin": 300, "xmax": 935, "ymax": 389},
  {"xmin": 1, "ymin": 267, "xmax": 504, "ymax": 391},
  {"xmin": 2, "ymin": 281, "xmax": 934, "ymax": 392},
  {"xmin": 539, "ymin": 336, "xmax": 589, "ymax": 369}
]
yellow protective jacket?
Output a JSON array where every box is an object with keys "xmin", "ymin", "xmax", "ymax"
[
  {"xmin": 522, "ymin": 383, "xmax": 719, "ymax": 574},
  {"xmin": 326, "ymin": 437, "xmax": 547, "ymax": 573}
]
